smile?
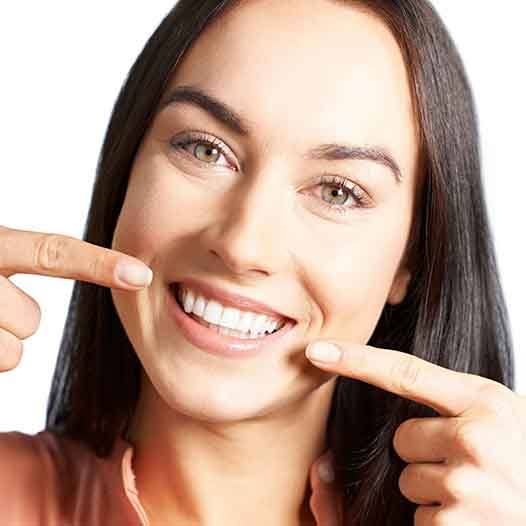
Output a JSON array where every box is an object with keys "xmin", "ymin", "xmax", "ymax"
[
  {"xmin": 166, "ymin": 283, "xmax": 297, "ymax": 359},
  {"xmin": 177, "ymin": 284, "xmax": 286, "ymax": 339}
]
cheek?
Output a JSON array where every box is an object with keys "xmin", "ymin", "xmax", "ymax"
[
  {"xmin": 111, "ymin": 156, "xmax": 203, "ymax": 259},
  {"xmin": 304, "ymin": 208, "xmax": 411, "ymax": 341},
  {"xmin": 112, "ymin": 192, "xmax": 160, "ymax": 260}
]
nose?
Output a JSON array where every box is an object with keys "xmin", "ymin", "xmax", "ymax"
[{"xmin": 203, "ymin": 179, "xmax": 288, "ymax": 279}]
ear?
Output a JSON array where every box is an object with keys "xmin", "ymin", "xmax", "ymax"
[{"xmin": 387, "ymin": 267, "xmax": 412, "ymax": 305}]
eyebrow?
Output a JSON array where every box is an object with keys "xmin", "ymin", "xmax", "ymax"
[{"xmin": 158, "ymin": 85, "xmax": 403, "ymax": 183}]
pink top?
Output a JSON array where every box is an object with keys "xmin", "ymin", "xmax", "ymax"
[{"xmin": 0, "ymin": 430, "xmax": 342, "ymax": 525}]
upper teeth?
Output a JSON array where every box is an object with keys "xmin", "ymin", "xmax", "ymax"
[{"xmin": 178, "ymin": 285, "xmax": 286, "ymax": 336}]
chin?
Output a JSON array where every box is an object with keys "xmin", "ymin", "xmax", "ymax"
[{"xmin": 138, "ymin": 358, "xmax": 288, "ymax": 425}]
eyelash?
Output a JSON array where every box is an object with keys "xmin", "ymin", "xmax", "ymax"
[{"xmin": 169, "ymin": 131, "xmax": 371, "ymax": 215}]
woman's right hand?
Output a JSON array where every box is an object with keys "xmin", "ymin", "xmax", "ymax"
[{"xmin": 0, "ymin": 225, "xmax": 153, "ymax": 372}]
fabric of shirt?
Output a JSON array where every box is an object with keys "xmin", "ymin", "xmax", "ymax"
[{"xmin": 0, "ymin": 430, "xmax": 341, "ymax": 525}]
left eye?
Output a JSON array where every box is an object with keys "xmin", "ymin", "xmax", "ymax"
[
  {"xmin": 170, "ymin": 134, "xmax": 232, "ymax": 168},
  {"xmin": 169, "ymin": 133, "xmax": 373, "ymax": 216}
]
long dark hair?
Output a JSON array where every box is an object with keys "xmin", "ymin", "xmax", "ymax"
[{"xmin": 45, "ymin": 1, "xmax": 515, "ymax": 524}]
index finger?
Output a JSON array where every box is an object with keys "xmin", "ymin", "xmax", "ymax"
[
  {"xmin": 306, "ymin": 341, "xmax": 490, "ymax": 417},
  {"xmin": 0, "ymin": 226, "xmax": 152, "ymax": 290}
]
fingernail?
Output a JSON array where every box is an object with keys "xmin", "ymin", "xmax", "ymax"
[
  {"xmin": 317, "ymin": 458, "xmax": 335, "ymax": 483},
  {"xmin": 306, "ymin": 342, "xmax": 342, "ymax": 363},
  {"xmin": 116, "ymin": 261, "xmax": 153, "ymax": 287}
]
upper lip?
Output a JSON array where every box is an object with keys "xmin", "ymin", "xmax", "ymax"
[{"xmin": 171, "ymin": 278, "xmax": 296, "ymax": 323}]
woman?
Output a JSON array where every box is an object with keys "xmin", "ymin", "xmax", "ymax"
[{"xmin": 1, "ymin": 0, "xmax": 523, "ymax": 524}]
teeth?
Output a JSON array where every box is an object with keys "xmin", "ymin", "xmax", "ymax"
[
  {"xmin": 183, "ymin": 288, "xmax": 196, "ymax": 314},
  {"xmin": 177, "ymin": 285, "xmax": 286, "ymax": 336},
  {"xmin": 220, "ymin": 307, "xmax": 241, "ymax": 328},
  {"xmin": 217, "ymin": 325, "xmax": 257, "ymax": 339},
  {"xmin": 237, "ymin": 311, "xmax": 255, "ymax": 333},
  {"xmin": 250, "ymin": 313, "xmax": 268, "ymax": 336},
  {"xmin": 202, "ymin": 300, "xmax": 223, "ymax": 325},
  {"xmin": 193, "ymin": 295, "xmax": 206, "ymax": 316}
]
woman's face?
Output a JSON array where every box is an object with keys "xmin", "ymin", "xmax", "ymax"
[{"xmin": 111, "ymin": 0, "xmax": 419, "ymax": 423}]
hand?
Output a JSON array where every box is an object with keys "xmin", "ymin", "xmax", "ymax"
[
  {"xmin": 305, "ymin": 340, "xmax": 526, "ymax": 525},
  {"xmin": 0, "ymin": 225, "xmax": 153, "ymax": 372}
]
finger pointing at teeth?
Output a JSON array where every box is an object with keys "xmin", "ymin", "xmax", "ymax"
[
  {"xmin": 305, "ymin": 341, "xmax": 526, "ymax": 524},
  {"xmin": 304, "ymin": 340, "xmax": 506, "ymax": 418}
]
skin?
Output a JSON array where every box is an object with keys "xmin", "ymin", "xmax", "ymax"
[
  {"xmin": 110, "ymin": 0, "xmax": 418, "ymax": 524},
  {"xmin": 1, "ymin": 7, "xmax": 522, "ymax": 521},
  {"xmin": 305, "ymin": 342, "xmax": 526, "ymax": 524}
]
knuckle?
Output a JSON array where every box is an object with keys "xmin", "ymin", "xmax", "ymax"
[
  {"xmin": 442, "ymin": 466, "xmax": 475, "ymax": 501},
  {"xmin": 0, "ymin": 229, "xmax": 15, "ymax": 273},
  {"xmin": 86, "ymin": 250, "xmax": 107, "ymax": 282},
  {"xmin": 15, "ymin": 292, "xmax": 42, "ymax": 339},
  {"xmin": 393, "ymin": 418, "xmax": 415, "ymax": 458},
  {"xmin": 477, "ymin": 381, "xmax": 513, "ymax": 417},
  {"xmin": 397, "ymin": 464, "xmax": 417, "ymax": 498},
  {"xmin": 24, "ymin": 300, "xmax": 42, "ymax": 338},
  {"xmin": 0, "ymin": 332, "xmax": 23, "ymax": 372},
  {"xmin": 0, "ymin": 278, "xmax": 42, "ymax": 339},
  {"xmin": 414, "ymin": 505, "xmax": 445, "ymax": 526},
  {"xmin": 34, "ymin": 234, "xmax": 68, "ymax": 272},
  {"xmin": 452, "ymin": 420, "xmax": 485, "ymax": 461},
  {"xmin": 391, "ymin": 356, "xmax": 422, "ymax": 396},
  {"xmin": 343, "ymin": 342, "xmax": 369, "ymax": 374}
]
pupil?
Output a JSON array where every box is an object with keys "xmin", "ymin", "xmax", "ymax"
[
  {"xmin": 196, "ymin": 144, "xmax": 219, "ymax": 162},
  {"xmin": 323, "ymin": 185, "xmax": 348, "ymax": 205}
]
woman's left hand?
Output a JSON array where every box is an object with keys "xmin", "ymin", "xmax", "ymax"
[{"xmin": 305, "ymin": 340, "xmax": 526, "ymax": 525}]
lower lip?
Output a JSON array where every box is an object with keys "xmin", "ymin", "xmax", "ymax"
[{"xmin": 165, "ymin": 284, "xmax": 297, "ymax": 359}]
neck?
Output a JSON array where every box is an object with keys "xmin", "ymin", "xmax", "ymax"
[{"xmin": 126, "ymin": 373, "xmax": 337, "ymax": 526}]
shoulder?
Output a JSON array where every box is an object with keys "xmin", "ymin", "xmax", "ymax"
[
  {"xmin": 0, "ymin": 429, "xmax": 84, "ymax": 482},
  {"xmin": 0, "ymin": 430, "xmax": 67, "ymax": 523},
  {"xmin": 0, "ymin": 430, "xmax": 57, "ymax": 484},
  {"xmin": 0, "ymin": 430, "xmax": 141, "ymax": 525}
]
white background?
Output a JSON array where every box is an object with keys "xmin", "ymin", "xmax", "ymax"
[{"xmin": 1, "ymin": 2, "xmax": 524, "ymax": 433}]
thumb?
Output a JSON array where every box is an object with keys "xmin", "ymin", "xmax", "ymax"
[{"xmin": 309, "ymin": 450, "xmax": 342, "ymax": 526}]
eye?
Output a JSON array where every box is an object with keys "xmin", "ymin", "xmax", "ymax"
[
  {"xmin": 308, "ymin": 174, "xmax": 372, "ymax": 216},
  {"xmin": 169, "ymin": 134, "xmax": 372, "ymax": 216},
  {"xmin": 169, "ymin": 131, "xmax": 235, "ymax": 169}
]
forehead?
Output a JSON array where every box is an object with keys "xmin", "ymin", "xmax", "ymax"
[{"xmin": 166, "ymin": 0, "xmax": 418, "ymax": 177}]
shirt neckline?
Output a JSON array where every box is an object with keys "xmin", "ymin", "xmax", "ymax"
[{"xmin": 114, "ymin": 436, "xmax": 341, "ymax": 526}]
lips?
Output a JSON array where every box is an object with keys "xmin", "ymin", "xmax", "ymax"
[
  {"xmin": 173, "ymin": 287, "xmax": 282, "ymax": 336},
  {"xmin": 169, "ymin": 278, "xmax": 296, "ymax": 324},
  {"xmin": 166, "ymin": 283, "xmax": 297, "ymax": 359}
]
